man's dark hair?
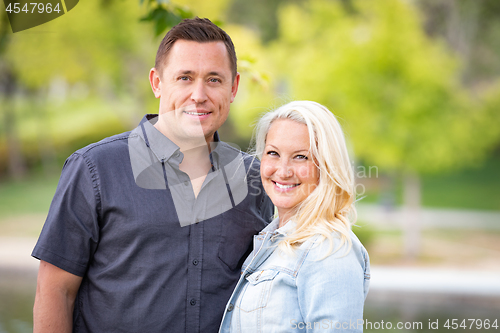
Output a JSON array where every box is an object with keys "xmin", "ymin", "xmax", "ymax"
[{"xmin": 155, "ymin": 17, "xmax": 237, "ymax": 80}]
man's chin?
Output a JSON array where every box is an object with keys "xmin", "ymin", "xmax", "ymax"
[{"xmin": 177, "ymin": 128, "xmax": 211, "ymax": 143}]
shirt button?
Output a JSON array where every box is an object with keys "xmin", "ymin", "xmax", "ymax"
[
  {"xmin": 244, "ymin": 273, "xmax": 251, "ymax": 279},
  {"xmin": 184, "ymin": 181, "xmax": 189, "ymax": 186},
  {"xmin": 227, "ymin": 303, "xmax": 234, "ymax": 312},
  {"xmin": 190, "ymin": 299, "xmax": 196, "ymax": 306},
  {"xmin": 192, "ymin": 259, "xmax": 199, "ymax": 266}
]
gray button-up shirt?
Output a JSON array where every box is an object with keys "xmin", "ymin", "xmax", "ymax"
[
  {"xmin": 129, "ymin": 115, "xmax": 252, "ymax": 227},
  {"xmin": 32, "ymin": 114, "xmax": 274, "ymax": 333}
]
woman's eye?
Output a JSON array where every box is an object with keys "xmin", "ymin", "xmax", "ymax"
[
  {"xmin": 266, "ymin": 151, "xmax": 278, "ymax": 156},
  {"xmin": 295, "ymin": 154, "xmax": 308, "ymax": 160}
]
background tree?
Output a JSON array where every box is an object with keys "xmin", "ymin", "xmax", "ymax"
[
  {"xmin": 0, "ymin": 1, "xmax": 159, "ymax": 177},
  {"xmin": 419, "ymin": 0, "xmax": 500, "ymax": 87},
  {"xmin": 267, "ymin": 0, "xmax": 500, "ymax": 257},
  {"xmin": 0, "ymin": 0, "xmax": 271, "ymax": 177}
]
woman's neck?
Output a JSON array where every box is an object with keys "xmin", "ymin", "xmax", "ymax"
[{"xmin": 278, "ymin": 212, "xmax": 293, "ymax": 228}]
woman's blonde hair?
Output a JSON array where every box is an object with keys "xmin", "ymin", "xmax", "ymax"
[{"xmin": 254, "ymin": 101, "xmax": 356, "ymax": 255}]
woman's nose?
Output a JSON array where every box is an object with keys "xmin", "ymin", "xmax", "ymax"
[{"xmin": 276, "ymin": 161, "xmax": 293, "ymax": 178}]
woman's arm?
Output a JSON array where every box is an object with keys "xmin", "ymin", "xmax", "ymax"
[
  {"xmin": 296, "ymin": 241, "xmax": 369, "ymax": 332},
  {"xmin": 33, "ymin": 260, "xmax": 83, "ymax": 333}
]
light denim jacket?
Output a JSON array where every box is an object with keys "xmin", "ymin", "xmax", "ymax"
[{"xmin": 219, "ymin": 218, "xmax": 370, "ymax": 333}]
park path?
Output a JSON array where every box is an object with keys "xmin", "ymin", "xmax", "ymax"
[
  {"xmin": 0, "ymin": 237, "xmax": 39, "ymax": 273},
  {"xmin": 370, "ymin": 266, "xmax": 500, "ymax": 296},
  {"xmin": 1, "ymin": 204, "xmax": 499, "ymax": 301},
  {"xmin": 1, "ymin": 234, "xmax": 500, "ymax": 303}
]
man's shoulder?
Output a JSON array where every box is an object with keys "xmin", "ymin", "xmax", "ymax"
[{"xmin": 73, "ymin": 131, "xmax": 131, "ymax": 158}]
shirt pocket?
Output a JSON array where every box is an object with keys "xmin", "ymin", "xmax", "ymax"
[{"xmin": 237, "ymin": 270, "xmax": 279, "ymax": 313}]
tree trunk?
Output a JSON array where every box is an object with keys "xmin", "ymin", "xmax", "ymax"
[
  {"xmin": 403, "ymin": 172, "xmax": 421, "ymax": 259},
  {"xmin": 36, "ymin": 92, "xmax": 59, "ymax": 176},
  {"xmin": 1, "ymin": 70, "xmax": 27, "ymax": 180}
]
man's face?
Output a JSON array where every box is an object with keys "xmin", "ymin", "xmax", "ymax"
[{"xmin": 150, "ymin": 40, "xmax": 239, "ymax": 144}]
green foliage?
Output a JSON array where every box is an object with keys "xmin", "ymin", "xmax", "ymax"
[
  {"xmin": 420, "ymin": 0, "xmax": 500, "ymax": 84},
  {"xmin": 5, "ymin": 0, "xmax": 154, "ymax": 90},
  {"xmin": 227, "ymin": 0, "xmax": 297, "ymax": 43},
  {"xmin": 171, "ymin": 0, "xmax": 230, "ymax": 22},
  {"xmin": 226, "ymin": 26, "xmax": 274, "ymax": 136},
  {"xmin": 352, "ymin": 221, "xmax": 375, "ymax": 250},
  {"xmin": 270, "ymin": 0, "xmax": 499, "ymax": 175},
  {"xmin": 140, "ymin": 0, "xmax": 193, "ymax": 37},
  {"xmin": 0, "ymin": 95, "xmax": 134, "ymax": 174},
  {"xmin": 0, "ymin": 0, "xmax": 158, "ymax": 177}
]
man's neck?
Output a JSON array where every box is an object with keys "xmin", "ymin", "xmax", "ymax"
[
  {"xmin": 153, "ymin": 120, "xmax": 213, "ymax": 197},
  {"xmin": 153, "ymin": 120, "xmax": 213, "ymax": 153}
]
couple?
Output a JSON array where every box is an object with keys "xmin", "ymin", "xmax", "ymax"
[{"xmin": 32, "ymin": 18, "xmax": 370, "ymax": 332}]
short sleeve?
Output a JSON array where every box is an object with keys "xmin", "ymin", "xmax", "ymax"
[{"xmin": 32, "ymin": 152, "xmax": 101, "ymax": 277}]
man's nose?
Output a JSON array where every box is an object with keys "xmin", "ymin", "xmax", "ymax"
[{"xmin": 190, "ymin": 80, "xmax": 208, "ymax": 103}]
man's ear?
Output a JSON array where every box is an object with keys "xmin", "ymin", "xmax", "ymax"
[
  {"xmin": 149, "ymin": 68, "xmax": 162, "ymax": 98},
  {"xmin": 230, "ymin": 72, "xmax": 240, "ymax": 103}
]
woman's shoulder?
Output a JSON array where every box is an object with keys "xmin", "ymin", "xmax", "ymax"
[
  {"xmin": 293, "ymin": 229, "xmax": 370, "ymax": 291},
  {"xmin": 301, "ymin": 229, "xmax": 369, "ymax": 269}
]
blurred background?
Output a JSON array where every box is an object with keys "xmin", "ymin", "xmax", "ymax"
[{"xmin": 0, "ymin": 0, "xmax": 499, "ymax": 332}]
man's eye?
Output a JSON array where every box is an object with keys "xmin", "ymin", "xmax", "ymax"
[
  {"xmin": 178, "ymin": 76, "xmax": 190, "ymax": 81},
  {"xmin": 209, "ymin": 78, "xmax": 221, "ymax": 83}
]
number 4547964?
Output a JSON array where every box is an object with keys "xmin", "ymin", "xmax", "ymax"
[
  {"xmin": 444, "ymin": 319, "xmax": 498, "ymax": 330},
  {"xmin": 5, "ymin": 3, "xmax": 61, "ymax": 14}
]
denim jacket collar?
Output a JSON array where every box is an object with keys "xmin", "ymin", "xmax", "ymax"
[{"xmin": 242, "ymin": 217, "xmax": 296, "ymax": 273}]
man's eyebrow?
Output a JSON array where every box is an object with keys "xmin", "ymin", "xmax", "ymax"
[
  {"xmin": 176, "ymin": 70, "xmax": 194, "ymax": 75},
  {"xmin": 207, "ymin": 71, "xmax": 228, "ymax": 81},
  {"xmin": 173, "ymin": 70, "xmax": 227, "ymax": 80}
]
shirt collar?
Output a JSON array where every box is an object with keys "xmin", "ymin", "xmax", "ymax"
[
  {"xmin": 137, "ymin": 114, "xmax": 222, "ymax": 166},
  {"xmin": 137, "ymin": 114, "xmax": 179, "ymax": 163}
]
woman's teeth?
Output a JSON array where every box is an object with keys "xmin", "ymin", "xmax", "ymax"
[{"xmin": 275, "ymin": 182, "xmax": 299, "ymax": 189}]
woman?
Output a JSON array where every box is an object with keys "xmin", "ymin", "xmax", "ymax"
[{"xmin": 219, "ymin": 101, "xmax": 370, "ymax": 332}]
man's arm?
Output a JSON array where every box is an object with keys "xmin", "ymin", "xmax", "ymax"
[{"xmin": 33, "ymin": 260, "xmax": 83, "ymax": 333}]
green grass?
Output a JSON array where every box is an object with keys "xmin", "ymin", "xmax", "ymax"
[
  {"xmin": 359, "ymin": 156, "xmax": 500, "ymax": 211},
  {"xmin": 0, "ymin": 173, "xmax": 59, "ymax": 218},
  {"xmin": 421, "ymin": 156, "xmax": 500, "ymax": 211}
]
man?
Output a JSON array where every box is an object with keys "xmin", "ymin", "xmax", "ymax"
[{"xmin": 32, "ymin": 17, "xmax": 273, "ymax": 333}]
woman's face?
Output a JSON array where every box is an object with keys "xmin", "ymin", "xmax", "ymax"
[{"xmin": 261, "ymin": 119, "xmax": 320, "ymax": 222}]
